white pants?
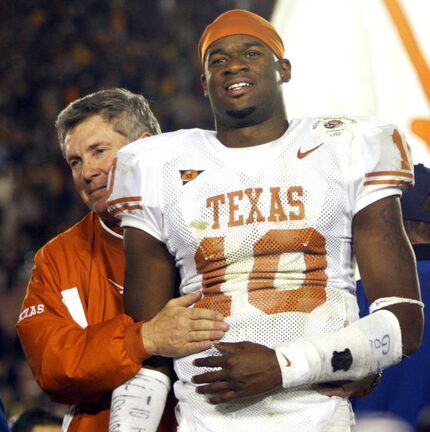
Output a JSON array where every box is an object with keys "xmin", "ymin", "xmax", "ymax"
[{"xmin": 176, "ymin": 397, "xmax": 354, "ymax": 432}]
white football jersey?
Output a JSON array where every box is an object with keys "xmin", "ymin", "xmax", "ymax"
[{"xmin": 108, "ymin": 116, "xmax": 413, "ymax": 432}]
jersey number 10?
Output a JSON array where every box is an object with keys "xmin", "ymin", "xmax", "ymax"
[{"xmin": 194, "ymin": 228, "xmax": 328, "ymax": 316}]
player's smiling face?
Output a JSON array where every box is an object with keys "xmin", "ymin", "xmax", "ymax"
[
  {"xmin": 64, "ymin": 115, "xmax": 128, "ymax": 220},
  {"xmin": 201, "ymin": 35, "xmax": 290, "ymax": 128}
]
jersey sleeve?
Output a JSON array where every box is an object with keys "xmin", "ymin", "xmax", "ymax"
[
  {"xmin": 352, "ymin": 120, "xmax": 414, "ymax": 215},
  {"xmin": 107, "ymin": 141, "xmax": 164, "ymax": 241},
  {"xmin": 16, "ymin": 247, "xmax": 141, "ymax": 405}
]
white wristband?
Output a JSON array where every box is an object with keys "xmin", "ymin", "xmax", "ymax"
[
  {"xmin": 274, "ymin": 340, "xmax": 313, "ymax": 388},
  {"xmin": 109, "ymin": 368, "xmax": 170, "ymax": 432},
  {"xmin": 369, "ymin": 296, "xmax": 424, "ymax": 313},
  {"xmin": 275, "ymin": 310, "xmax": 402, "ymax": 389}
]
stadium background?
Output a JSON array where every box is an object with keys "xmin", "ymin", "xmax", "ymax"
[{"xmin": 0, "ymin": 0, "xmax": 429, "ymax": 423}]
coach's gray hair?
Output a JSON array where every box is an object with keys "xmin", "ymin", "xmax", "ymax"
[{"xmin": 55, "ymin": 88, "xmax": 161, "ymax": 155}]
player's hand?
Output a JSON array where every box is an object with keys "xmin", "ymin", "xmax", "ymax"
[
  {"xmin": 192, "ymin": 341, "xmax": 282, "ymax": 404},
  {"xmin": 312, "ymin": 373, "xmax": 381, "ymax": 398},
  {"xmin": 141, "ymin": 292, "xmax": 228, "ymax": 358}
]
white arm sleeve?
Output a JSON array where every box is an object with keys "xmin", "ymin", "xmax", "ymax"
[
  {"xmin": 109, "ymin": 368, "xmax": 170, "ymax": 432},
  {"xmin": 274, "ymin": 309, "xmax": 402, "ymax": 388}
]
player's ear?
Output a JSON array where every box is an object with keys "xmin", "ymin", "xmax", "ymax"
[
  {"xmin": 278, "ymin": 59, "xmax": 291, "ymax": 83},
  {"xmin": 201, "ymin": 73, "xmax": 208, "ymax": 97},
  {"xmin": 139, "ymin": 131, "xmax": 153, "ymax": 139}
]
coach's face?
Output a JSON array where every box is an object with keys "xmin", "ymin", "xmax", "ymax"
[{"xmin": 64, "ymin": 115, "xmax": 129, "ymax": 221}]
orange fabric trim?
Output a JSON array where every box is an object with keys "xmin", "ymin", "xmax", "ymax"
[
  {"xmin": 108, "ymin": 196, "xmax": 142, "ymax": 206},
  {"xmin": 364, "ymin": 179, "xmax": 411, "ymax": 186},
  {"xmin": 365, "ymin": 170, "xmax": 414, "ymax": 178},
  {"xmin": 124, "ymin": 321, "xmax": 152, "ymax": 363},
  {"xmin": 109, "ymin": 204, "xmax": 143, "ymax": 216}
]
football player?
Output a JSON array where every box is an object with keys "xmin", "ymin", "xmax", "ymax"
[{"xmin": 108, "ymin": 10, "xmax": 423, "ymax": 432}]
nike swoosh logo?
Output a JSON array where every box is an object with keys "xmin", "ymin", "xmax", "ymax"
[
  {"xmin": 108, "ymin": 278, "xmax": 124, "ymax": 294},
  {"xmin": 282, "ymin": 353, "xmax": 292, "ymax": 367},
  {"xmin": 297, "ymin": 143, "xmax": 324, "ymax": 159}
]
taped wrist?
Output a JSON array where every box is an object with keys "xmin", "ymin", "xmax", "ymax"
[
  {"xmin": 109, "ymin": 368, "xmax": 170, "ymax": 432},
  {"xmin": 274, "ymin": 309, "xmax": 402, "ymax": 389}
]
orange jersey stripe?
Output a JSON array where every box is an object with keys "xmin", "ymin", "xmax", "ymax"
[
  {"xmin": 364, "ymin": 179, "xmax": 412, "ymax": 186},
  {"xmin": 365, "ymin": 170, "xmax": 414, "ymax": 178},
  {"xmin": 107, "ymin": 196, "xmax": 142, "ymax": 206},
  {"xmin": 109, "ymin": 204, "xmax": 143, "ymax": 216}
]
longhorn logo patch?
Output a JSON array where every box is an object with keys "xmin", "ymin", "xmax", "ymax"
[
  {"xmin": 331, "ymin": 348, "xmax": 353, "ymax": 372},
  {"xmin": 180, "ymin": 169, "xmax": 204, "ymax": 185}
]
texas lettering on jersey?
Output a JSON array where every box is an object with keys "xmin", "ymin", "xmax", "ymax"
[
  {"xmin": 206, "ymin": 186, "xmax": 305, "ymax": 229},
  {"xmin": 18, "ymin": 304, "xmax": 45, "ymax": 322}
]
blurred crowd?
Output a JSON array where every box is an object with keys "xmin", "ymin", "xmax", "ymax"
[{"xmin": 0, "ymin": 0, "xmax": 274, "ymax": 420}]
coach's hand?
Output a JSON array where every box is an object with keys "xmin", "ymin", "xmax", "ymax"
[
  {"xmin": 142, "ymin": 292, "xmax": 228, "ymax": 358},
  {"xmin": 192, "ymin": 341, "xmax": 282, "ymax": 404}
]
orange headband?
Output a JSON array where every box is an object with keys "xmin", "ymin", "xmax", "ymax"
[{"xmin": 198, "ymin": 9, "xmax": 284, "ymax": 66}]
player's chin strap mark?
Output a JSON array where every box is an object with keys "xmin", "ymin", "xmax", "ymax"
[{"xmin": 369, "ymin": 296, "xmax": 424, "ymax": 313}]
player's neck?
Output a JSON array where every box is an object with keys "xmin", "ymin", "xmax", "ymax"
[{"xmin": 216, "ymin": 116, "xmax": 289, "ymax": 148}]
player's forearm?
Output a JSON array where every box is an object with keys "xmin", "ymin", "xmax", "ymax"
[
  {"xmin": 194, "ymin": 308, "xmax": 404, "ymax": 403},
  {"xmin": 353, "ymin": 196, "xmax": 423, "ymax": 355},
  {"xmin": 275, "ymin": 305, "xmax": 422, "ymax": 390},
  {"xmin": 373, "ymin": 302, "xmax": 423, "ymax": 355}
]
